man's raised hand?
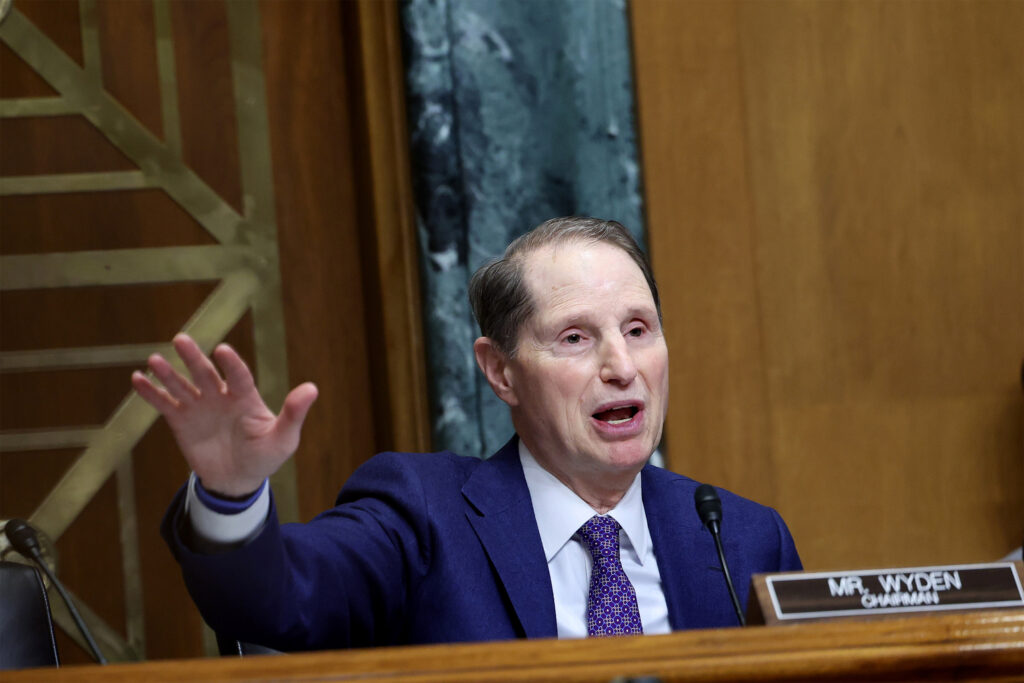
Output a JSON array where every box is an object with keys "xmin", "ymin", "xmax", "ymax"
[{"xmin": 131, "ymin": 334, "xmax": 318, "ymax": 497}]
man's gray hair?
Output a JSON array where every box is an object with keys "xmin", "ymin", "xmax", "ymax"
[{"xmin": 469, "ymin": 216, "xmax": 661, "ymax": 356}]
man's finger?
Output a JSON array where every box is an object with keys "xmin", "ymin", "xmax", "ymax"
[
  {"xmin": 147, "ymin": 353, "xmax": 201, "ymax": 403},
  {"xmin": 174, "ymin": 334, "xmax": 227, "ymax": 395},
  {"xmin": 274, "ymin": 382, "xmax": 319, "ymax": 442},
  {"xmin": 213, "ymin": 344, "xmax": 257, "ymax": 396},
  {"xmin": 132, "ymin": 370, "xmax": 181, "ymax": 414}
]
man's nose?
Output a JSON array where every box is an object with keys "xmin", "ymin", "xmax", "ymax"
[{"xmin": 599, "ymin": 336, "xmax": 638, "ymax": 384}]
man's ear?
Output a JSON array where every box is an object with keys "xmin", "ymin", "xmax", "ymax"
[{"xmin": 473, "ymin": 337, "xmax": 519, "ymax": 406}]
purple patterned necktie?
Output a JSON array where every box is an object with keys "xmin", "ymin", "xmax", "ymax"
[{"xmin": 578, "ymin": 515, "xmax": 644, "ymax": 637}]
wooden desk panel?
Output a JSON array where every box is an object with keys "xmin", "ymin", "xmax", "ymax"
[{"xmin": 5, "ymin": 608, "xmax": 1023, "ymax": 682}]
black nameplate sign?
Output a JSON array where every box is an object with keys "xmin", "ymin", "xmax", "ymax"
[{"xmin": 764, "ymin": 562, "xmax": 1024, "ymax": 621}]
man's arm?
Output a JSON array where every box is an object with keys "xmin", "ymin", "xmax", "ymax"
[
  {"xmin": 772, "ymin": 507, "xmax": 803, "ymax": 572},
  {"xmin": 137, "ymin": 340, "xmax": 433, "ymax": 650},
  {"xmin": 161, "ymin": 452, "xmax": 432, "ymax": 651}
]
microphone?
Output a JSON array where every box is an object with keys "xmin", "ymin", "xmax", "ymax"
[
  {"xmin": 694, "ymin": 484, "xmax": 746, "ymax": 626},
  {"xmin": 4, "ymin": 519, "xmax": 107, "ymax": 664}
]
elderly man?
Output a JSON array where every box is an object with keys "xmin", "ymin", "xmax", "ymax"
[{"xmin": 134, "ymin": 217, "xmax": 800, "ymax": 651}]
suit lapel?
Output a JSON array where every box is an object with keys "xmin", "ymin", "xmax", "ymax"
[
  {"xmin": 642, "ymin": 467, "xmax": 706, "ymax": 631},
  {"xmin": 462, "ymin": 438, "xmax": 557, "ymax": 639}
]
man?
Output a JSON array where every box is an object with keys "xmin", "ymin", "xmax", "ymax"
[{"xmin": 134, "ymin": 217, "xmax": 800, "ymax": 651}]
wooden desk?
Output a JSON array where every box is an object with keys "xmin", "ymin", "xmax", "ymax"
[{"xmin": 4, "ymin": 608, "xmax": 1023, "ymax": 682}]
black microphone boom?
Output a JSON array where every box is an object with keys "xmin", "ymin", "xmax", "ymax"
[
  {"xmin": 694, "ymin": 484, "xmax": 746, "ymax": 627},
  {"xmin": 4, "ymin": 518, "xmax": 108, "ymax": 665}
]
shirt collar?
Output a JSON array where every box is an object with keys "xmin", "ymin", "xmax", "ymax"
[{"xmin": 519, "ymin": 441, "xmax": 649, "ymax": 564}]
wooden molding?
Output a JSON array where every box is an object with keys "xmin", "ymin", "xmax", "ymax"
[{"xmin": 353, "ymin": 0, "xmax": 430, "ymax": 453}]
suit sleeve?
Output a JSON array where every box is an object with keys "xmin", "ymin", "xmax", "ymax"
[
  {"xmin": 771, "ymin": 507, "xmax": 803, "ymax": 572},
  {"xmin": 161, "ymin": 452, "xmax": 432, "ymax": 651}
]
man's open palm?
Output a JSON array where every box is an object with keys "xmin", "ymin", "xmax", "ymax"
[{"xmin": 132, "ymin": 334, "xmax": 318, "ymax": 497}]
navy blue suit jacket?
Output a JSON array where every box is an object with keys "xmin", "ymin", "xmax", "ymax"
[{"xmin": 162, "ymin": 437, "xmax": 801, "ymax": 651}]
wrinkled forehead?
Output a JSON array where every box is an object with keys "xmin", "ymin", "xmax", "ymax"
[{"xmin": 518, "ymin": 241, "xmax": 652, "ymax": 318}]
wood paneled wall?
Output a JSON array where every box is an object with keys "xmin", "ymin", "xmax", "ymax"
[
  {"xmin": 631, "ymin": 0, "xmax": 1023, "ymax": 570},
  {"xmin": 0, "ymin": 0, "xmax": 424, "ymax": 663}
]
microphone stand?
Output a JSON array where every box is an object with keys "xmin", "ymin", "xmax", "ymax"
[
  {"xmin": 707, "ymin": 517, "xmax": 745, "ymax": 626},
  {"xmin": 694, "ymin": 484, "xmax": 746, "ymax": 627}
]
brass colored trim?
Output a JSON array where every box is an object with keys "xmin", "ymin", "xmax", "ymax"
[
  {"xmin": 0, "ymin": 246, "xmax": 258, "ymax": 290},
  {"xmin": 29, "ymin": 270, "xmax": 261, "ymax": 540},
  {"xmin": 251, "ymin": 281, "xmax": 298, "ymax": 521},
  {"xmin": 0, "ymin": 428, "xmax": 101, "ymax": 451},
  {"xmin": 116, "ymin": 456, "xmax": 146, "ymax": 655},
  {"xmin": 0, "ymin": 97, "xmax": 75, "ymax": 117},
  {"xmin": 49, "ymin": 585, "xmax": 140, "ymax": 662},
  {"xmin": 0, "ymin": 8, "xmax": 244, "ymax": 244},
  {"xmin": 78, "ymin": 0, "xmax": 102, "ymax": 86},
  {"xmin": 26, "ymin": 402, "xmax": 151, "ymax": 535},
  {"xmin": 1, "ymin": 0, "xmax": 292, "ymax": 660},
  {"xmin": 225, "ymin": 0, "xmax": 297, "ymax": 521},
  {"xmin": 0, "ymin": 171, "xmax": 151, "ymax": 195},
  {"xmin": 0, "ymin": 343, "xmax": 175, "ymax": 372},
  {"xmin": 179, "ymin": 270, "xmax": 262, "ymax": 352},
  {"xmin": 200, "ymin": 622, "xmax": 220, "ymax": 658},
  {"xmin": 152, "ymin": 0, "xmax": 182, "ymax": 155},
  {"xmin": 226, "ymin": 0, "xmax": 276, "ymax": 229}
]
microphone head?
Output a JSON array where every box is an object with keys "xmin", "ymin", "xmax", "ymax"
[
  {"xmin": 694, "ymin": 484, "xmax": 723, "ymax": 530},
  {"xmin": 4, "ymin": 518, "xmax": 42, "ymax": 558}
]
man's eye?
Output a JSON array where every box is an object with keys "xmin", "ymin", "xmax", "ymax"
[
  {"xmin": 628, "ymin": 327, "xmax": 644, "ymax": 337},
  {"xmin": 564, "ymin": 333, "xmax": 582, "ymax": 344}
]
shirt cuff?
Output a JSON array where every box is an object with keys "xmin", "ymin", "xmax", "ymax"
[{"xmin": 185, "ymin": 473, "xmax": 270, "ymax": 545}]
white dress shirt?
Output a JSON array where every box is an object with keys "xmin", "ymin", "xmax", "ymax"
[
  {"xmin": 186, "ymin": 443, "xmax": 671, "ymax": 637},
  {"xmin": 518, "ymin": 442, "xmax": 670, "ymax": 638}
]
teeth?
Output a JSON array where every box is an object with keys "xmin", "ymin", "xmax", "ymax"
[{"xmin": 607, "ymin": 418, "xmax": 630, "ymax": 425}]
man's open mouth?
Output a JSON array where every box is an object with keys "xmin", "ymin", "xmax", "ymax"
[{"xmin": 592, "ymin": 405, "xmax": 640, "ymax": 425}]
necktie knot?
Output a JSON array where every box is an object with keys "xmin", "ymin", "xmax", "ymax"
[
  {"xmin": 578, "ymin": 515, "xmax": 622, "ymax": 563},
  {"xmin": 578, "ymin": 515, "xmax": 643, "ymax": 637}
]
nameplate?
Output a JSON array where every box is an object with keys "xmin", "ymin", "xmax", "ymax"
[{"xmin": 763, "ymin": 562, "xmax": 1024, "ymax": 621}]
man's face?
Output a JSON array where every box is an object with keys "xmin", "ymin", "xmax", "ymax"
[{"xmin": 501, "ymin": 241, "xmax": 669, "ymax": 488}]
